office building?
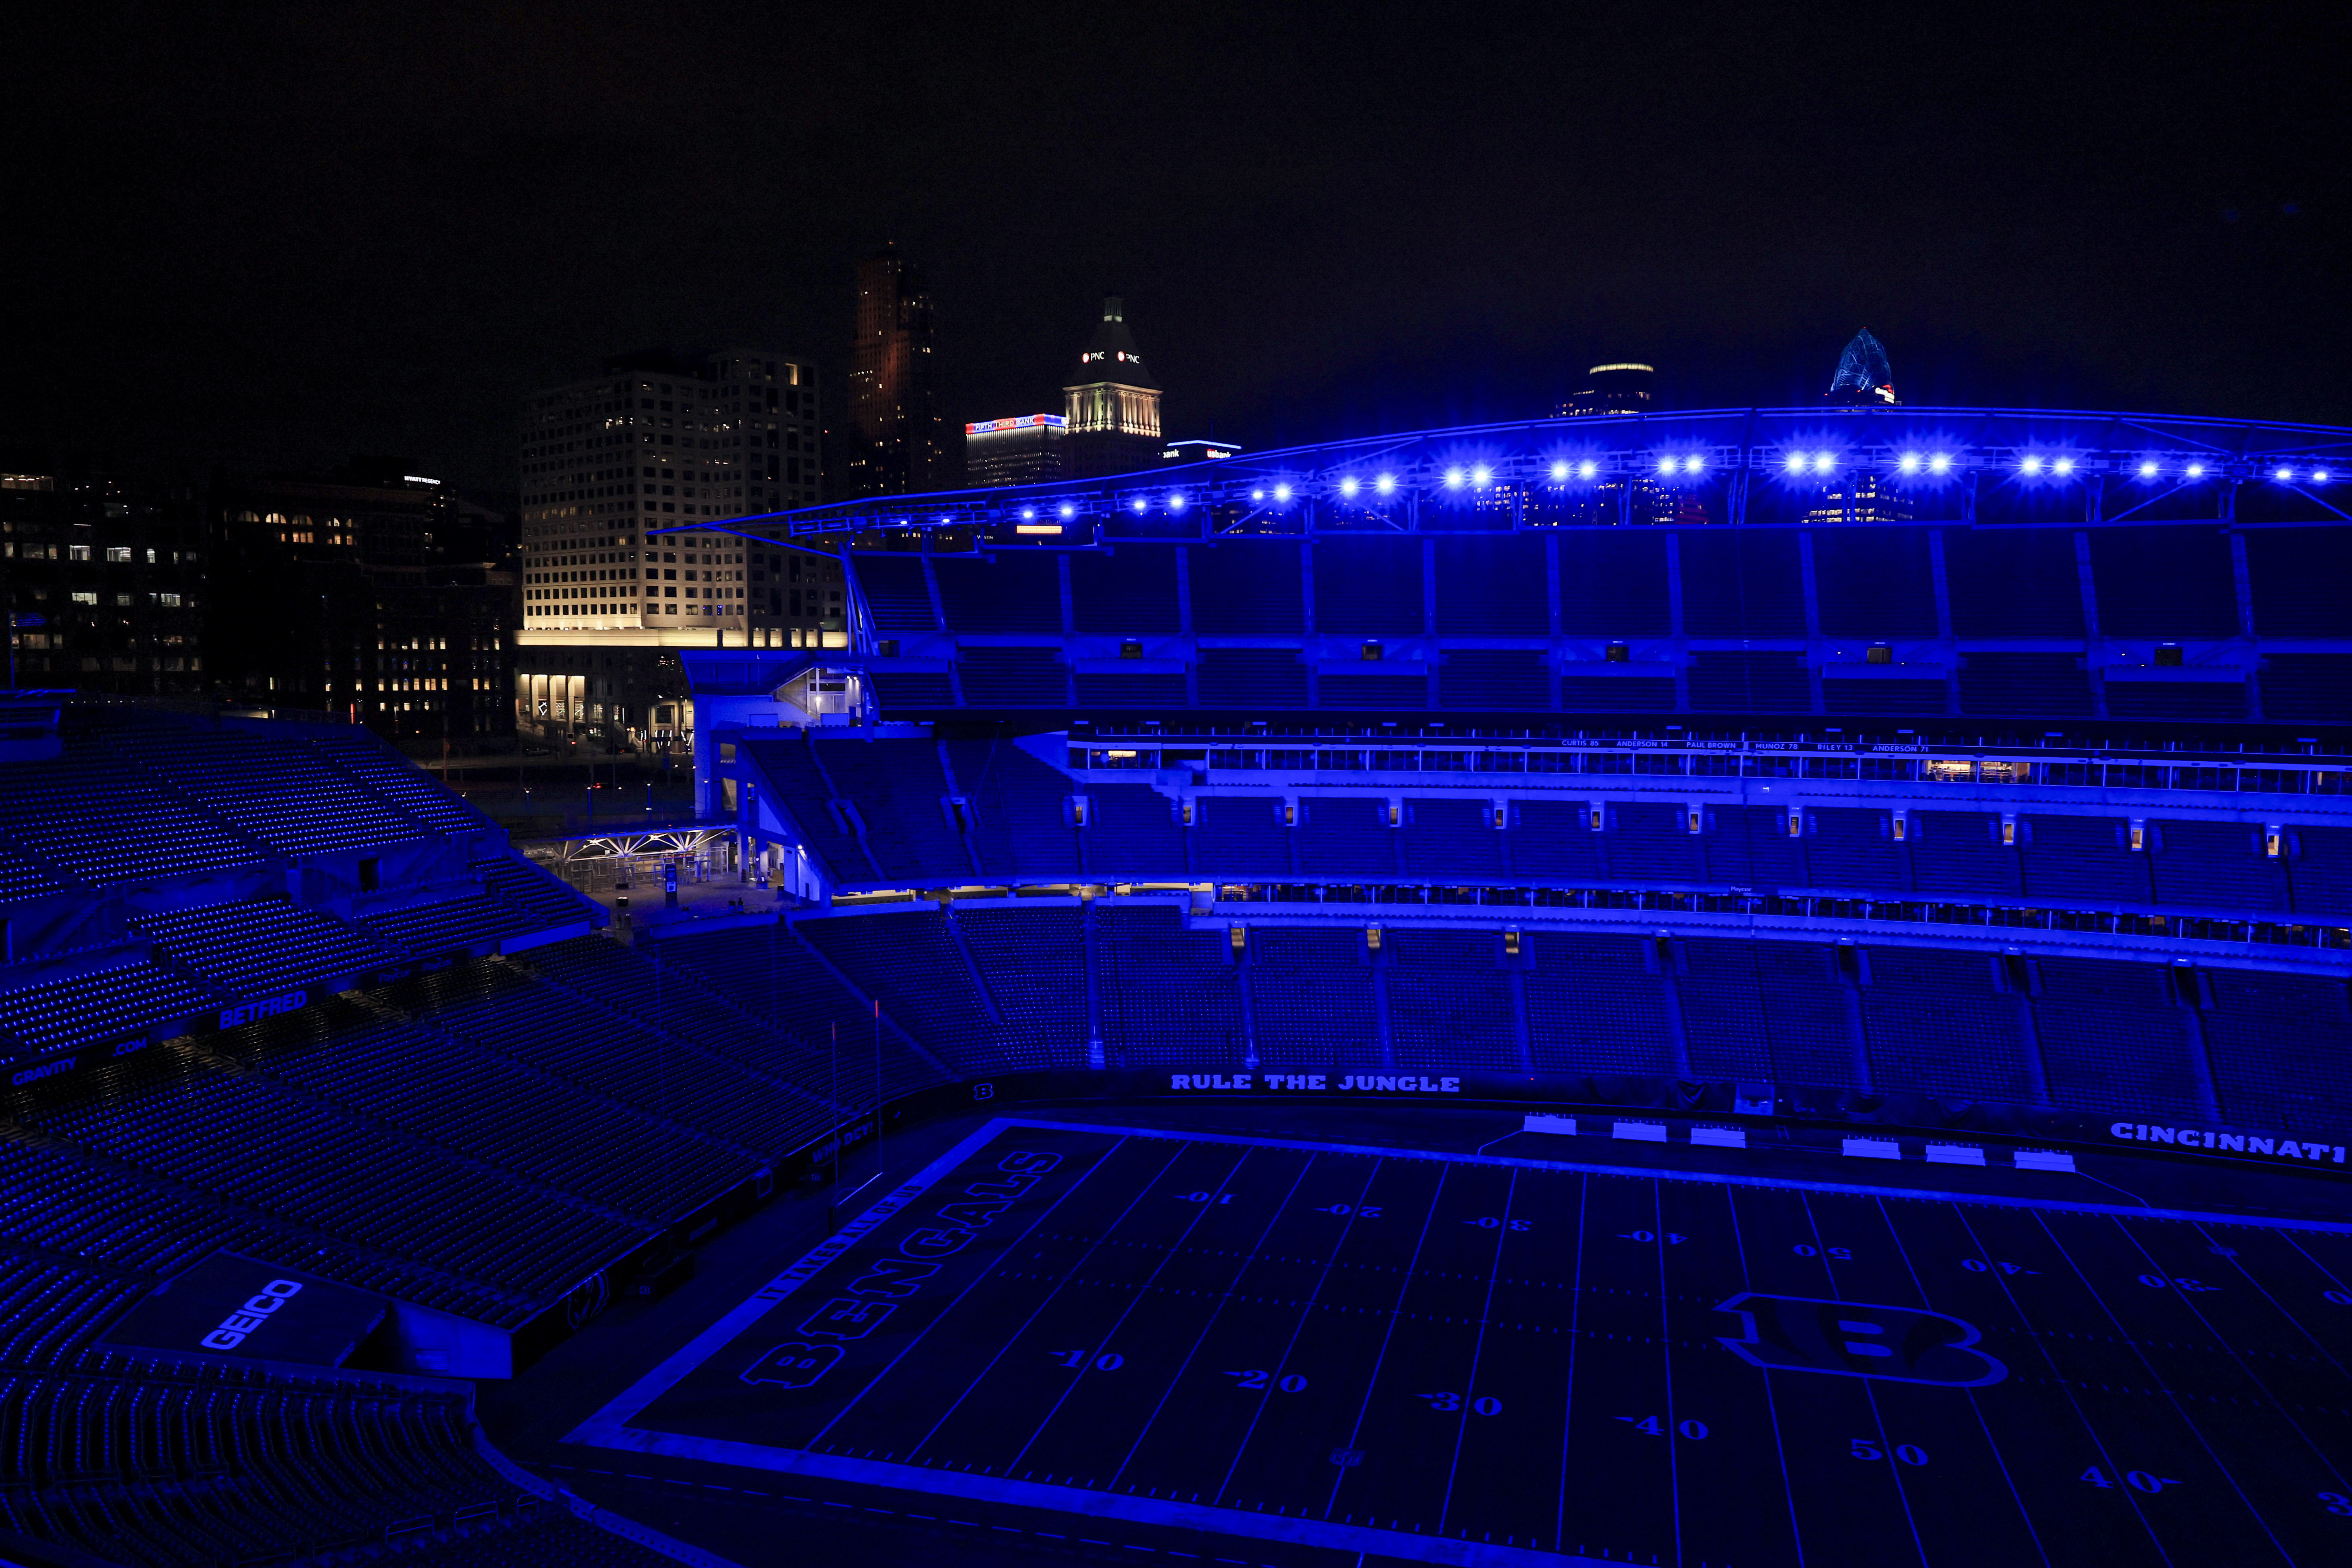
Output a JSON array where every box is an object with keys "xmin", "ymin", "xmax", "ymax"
[
  {"xmin": 964, "ymin": 415, "xmax": 1069, "ymax": 487},
  {"xmin": 1560, "ymin": 362, "xmax": 1656, "ymax": 417},
  {"xmin": 515, "ymin": 347, "xmax": 841, "ymax": 748},
  {"xmin": 1064, "ymin": 297, "xmax": 1163, "ymax": 478},
  {"xmin": 846, "ymin": 247, "xmax": 947, "ymax": 497},
  {"xmin": 207, "ymin": 465, "xmax": 516, "ymax": 746},
  {"xmin": 1, "ymin": 462, "xmax": 206, "ymax": 695}
]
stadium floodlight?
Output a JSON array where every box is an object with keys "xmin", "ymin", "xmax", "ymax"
[
  {"xmin": 1471, "ymin": 464, "xmax": 1492, "ymax": 487},
  {"xmin": 2185, "ymin": 462, "xmax": 2206, "ymax": 478},
  {"xmin": 1686, "ymin": 453, "xmax": 1705, "ymax": 473},
  {"xmin": 2138, "ymin": 460, "xmax": 2159, "ymax": 479},
  {"xmin": 1019, "ymin": 507, "xmax": 1036, "ymax": 520},
  {"xmin": 1657, "ymin": 455, "xmax": 1677, "ymax": 476},
  {"xmin": 939, "ymin": 515, "xmax": 953, "ymax": 524},
  {"xmin": 2274, "ymin": 466, "xmax": 2295, "ymax": 482},
  {"xmin": 1898, "ymin": 452, "xmax": 1922, "ymax": 474},
  {"xmin": 1376, "ymin": 472, "xmax": 1397, "ymax": 494},
  {"xmin": 1578, "ymin": 459, "xmax": 1597, "ymax": 479},
  {"xmin": 2020, "ymin": 455, "xmax": 2044, "ymax": 474},
  {"xmin": 1169, "ymin": 492, "xmax": 1187, "ymax": 511},
  {"xmin": 1252, "ymin": 488, "xmax": 1267, "ymax": 501},
  {"xmin": 1274, "ymin": 482, "xmax": 1293, "ymax": 502},
  {"xmin": 2052, "ymin": 457, "xmax": 2075, "ymax": 476},
  {"xmin": 2315, "ymin": 470, "xmax": 2332, "ymax": 484},
  {"xmin": 1339, "ymin": 475, "xmax": 1361, "ymax": 497},
  {"xmin": 1059, "ymin": 502, "xmax": 1076, "ymax": 518},
  {"xmin": 1444, "ymin": 467, "xmax": 1465, "ymax": 489},
  {"xmin": 1812, "ymin": 452, "xmax": 1835, "ymax": 474},
  {"xmin": 1784, "ymin": 451, "xmax": 1807, "ymax": 474},
  {"xmin": 1929, "ymin": 453, "xmax": 1952, "ymax": 474},
  {"xmin": 1131, "ymin": 497, "xmax": 1148, "ymax": 513},
  {"xmin": 1550, "ymin": 459, "xmax": 1569, "ymax": 481}
]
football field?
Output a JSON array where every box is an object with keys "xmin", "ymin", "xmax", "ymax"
[{"xmin": 568, "ymin": 1118, "xmax": 2352, "ymax": 1566}]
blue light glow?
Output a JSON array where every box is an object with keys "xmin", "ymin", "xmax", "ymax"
[
  {"xmin": 1686, "ymin": 454, "xmax": 1705, "ymax": 474},
  {"xmin": 2052, "ymin": 457, "xmax": 2074, "ymax": 477},
  {"xmin": 2138, "ymin": 461, "xmax": 2159, "ymax": 479},
  {"xmin": 1578, "ymin": 459, "xmax": 1597, "ymax": 479},
  {"xmin": 1550, "ymin": 460, "xmax": 1569, "ymax": 481},
  {"xmin": 1930, "ymin": 453, "xmax": 1952, "ymax": 474},
  {"xmin": 1470, "ymin": 465, "xmax": 1492, "ymax": 488},
  {"xmin": 1169, "ymin": 492, "xmax": 1187, "ymax": 512},
  {"xmin": 1059, "ymin": 503, "xmax": 1076, "ymax": 518},
  {"xmin": 2275, "ymin": 466, "xmax": 2294, "ymax": 482},
  {"xmin": 1812, "ymin": 452, "xmax": 1835, "ymax": 475},
  {"xmin": 1444, "ymin": 467, "xmax": 1465, "ymax": 489},
  {"xmin": 1784, "ymin": 452, "xmax": 1806, "ymax": 474},
  {"xmin": 1656, "ymin": 456, "xmax": 1676, "ymax": 476},
  {"xmin": 1251, "ymin": 488, "xmax": 1266, "ymax": 501},
  {"xmin": 1339, "ymin": 476, "xmax": 1360, "ymax": 497},
  {"xmin": 2185, "ymin": 462, "xmax": 2206, "ymax": 479},
  {"xmin": 1898, "ymin": 453, "xmax": 1922, "ymax": 474},
  {"xmin": 1131, "ymin": 497, "xmax": 1147, "ymax": 513},
  {"xmin": 1376, "ymin": 473, "xmax": 1397, "ymax": 494},
  {"xmin": 2315, "ymin": 470, "xmax": 2332, "ymax": 484},
  {"xmin": 2020, "ymin": 455, "xmax": 2044, "ymax": 474},
  {"xmin": 1019, "ymin": 507, "xmax": 1036, "ymax": 520},
  {"xmin": 1274, "ymin": 482, "xmax": 1293, "ymax": 502}
]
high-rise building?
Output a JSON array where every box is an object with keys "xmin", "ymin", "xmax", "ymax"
[
  {"xmin": 1064, "ymin": 297, "xmax": 1163, "ymax": 479},
  {"xmin": 1, "ymin": 462, "xmax": 206, "ymax": 695},
  {"xmin": 846, "ymin": 247, "xmax": 947, "ymax": 497},
  {"xmin": 206, "ymin": 466, "xmax": 516, "ymax": 746},
  {"xmin": 964, "ymin": 415, "xmax": 1068, "ymax": 487},
  {"xmin": 513, "ymin": 346, "xmax": 842, "ymax": 748},
  {"xmin": 1560, "ymin": 362, "xmax": 1656, "ymax": 417},
  {"xmin": 1826, "ymin": 329, "xmax": 1897, "ymax": 404}
]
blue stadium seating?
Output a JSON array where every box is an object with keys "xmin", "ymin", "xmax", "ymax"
[
  {"xmin": 134, "ymin": 896, "xmax": 408, "ymax": 997},
  {"xmin": 1522, "ymin": 931, "xmax": 1673, "ymax": 1077},
  {"xmin": 1386, "ymin": 928, "xmax": 1520, "ymax": 1071},
  {"xmin": 1248, "ymin": 926, "xmax": 1381, "ymax": 1069},
  {"xmin": 1095, "ymin": 904, "xmax": 1244, "ymax": 1066},
  {"xmin": 1859, "ymin": 947, "xmax": 2038, "ymax": 1103},
  {"xmin": 1084, "ymin": 783, "xmax": 1188, "ymax": 877}
]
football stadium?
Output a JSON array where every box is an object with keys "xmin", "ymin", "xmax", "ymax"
[{"xmin": 4, "ymin": 403, "xmax": 2352, "ymax": 1567}]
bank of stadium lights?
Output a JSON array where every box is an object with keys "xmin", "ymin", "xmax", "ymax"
[
  {"xmin": 1168, "ymin": 492, "xmax": 1188, "ymax": 512},
  {"xmin": 1471, "ymin": 465, "xmax": 1492, "ymax": 488},
  {"xmin": 1376, "ymin": 473, "xmax": 1398, "ymax": 494},
  {"xmin": 1443, "ymin": 467, "xmax": 1465, "ymax": 490},
  {"xmin": 1894, "ymin": 451, "xmax": 1956, "ymax": 476},
  {"xmin": 1339, "ymin": 476, "xmax": 1360, "ymax": 497},
  {"xmin": 1130, "ymin": 497, "xmax": 1148, "ymax": 513},
  {"xmin": 1274, "ymin": 482, "xmax": 1293, "ymax": 502},
  {"xmin": 1784, "ymin": 450, "xmax": 1837, "ymax": 475},
  {"xmin": 1059, "ymin": 503, "xmax": 1076, "ymax": 519}
]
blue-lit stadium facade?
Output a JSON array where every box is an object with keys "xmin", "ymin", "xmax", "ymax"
[{"xmin": 673, "ymin": 404, "xmax": 2352, "ymax": 1150}]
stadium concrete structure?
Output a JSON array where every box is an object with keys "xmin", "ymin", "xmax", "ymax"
[{"xmin": 2, "ymin": 402, "xmax": 2351, "ymax": 1566}]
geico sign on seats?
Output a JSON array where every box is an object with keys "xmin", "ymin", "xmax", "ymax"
[{"xmin": 200, "ymin": 1279, "xmax": 305, "ymax": 1350}]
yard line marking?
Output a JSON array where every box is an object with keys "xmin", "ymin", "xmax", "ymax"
[
  {"xmin": 1871, "ymin": 1193, "xmax": 2051, "ymax": 1568},
  {"xmin": 1210, "ymin": 1156, "xmax": 1383, "ymax": 1503},
  {"xmin": 1718, "ymin": 1184, "xmax": 1804, "ymax": 1568},
  {"xmin": 1324, "ymin": 1162, "xmax": 1453, "ymax": 1521},
  {"xmin": 1950, "ymin": 1207, "xmax": 2177, "ymax": 1567},
  {"xmin": 1436, "ymin": 1168, "xmax": 1516, "ymax": 1537},
  {"xmin": 2033, "ymin": 1210, "xmax": 2294, "ymax": 1566},
  {"xmin": 1108, "ymin": 1153, "xmax": 1363, "ymax": 1490},
  {"xmin": 898, "ymin": 1138, "xmax": 1194, "ymax": 1460},
  {"xmin": 1797, "ymin": 1190, "xmax": 1928, "ymax": 1568},
  {"xmin": 1006, "ymin": 1144, "xmax": 1273, "ymax": 1471}
]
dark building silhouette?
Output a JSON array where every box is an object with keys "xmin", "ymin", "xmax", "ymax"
[
  {"xmin": 1064, "ymin": 297, "xmax": 1163, "ymax": 479},
  {"xmin": 846, "ymin": 247, "xmax": 947, "ymax": 497},
  {"xmin": 1559, "ymin": 361, "xmax": 1657, "ymax": 418},
  {"xmin": 207, "ymin": 466, "xmax": 517, "ymax": 748},
  {"xmin": 1, "ymin": 460, "xmax": 207, "ymax": 694},
  {"xmin": 1826, "ymin": 328, "xmax": 1898, "ymax": 404}
]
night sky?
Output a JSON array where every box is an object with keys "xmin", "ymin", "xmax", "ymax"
[{"xmin": 13, "ymin": 2, "xmax": 2349, "ymax": 495}]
